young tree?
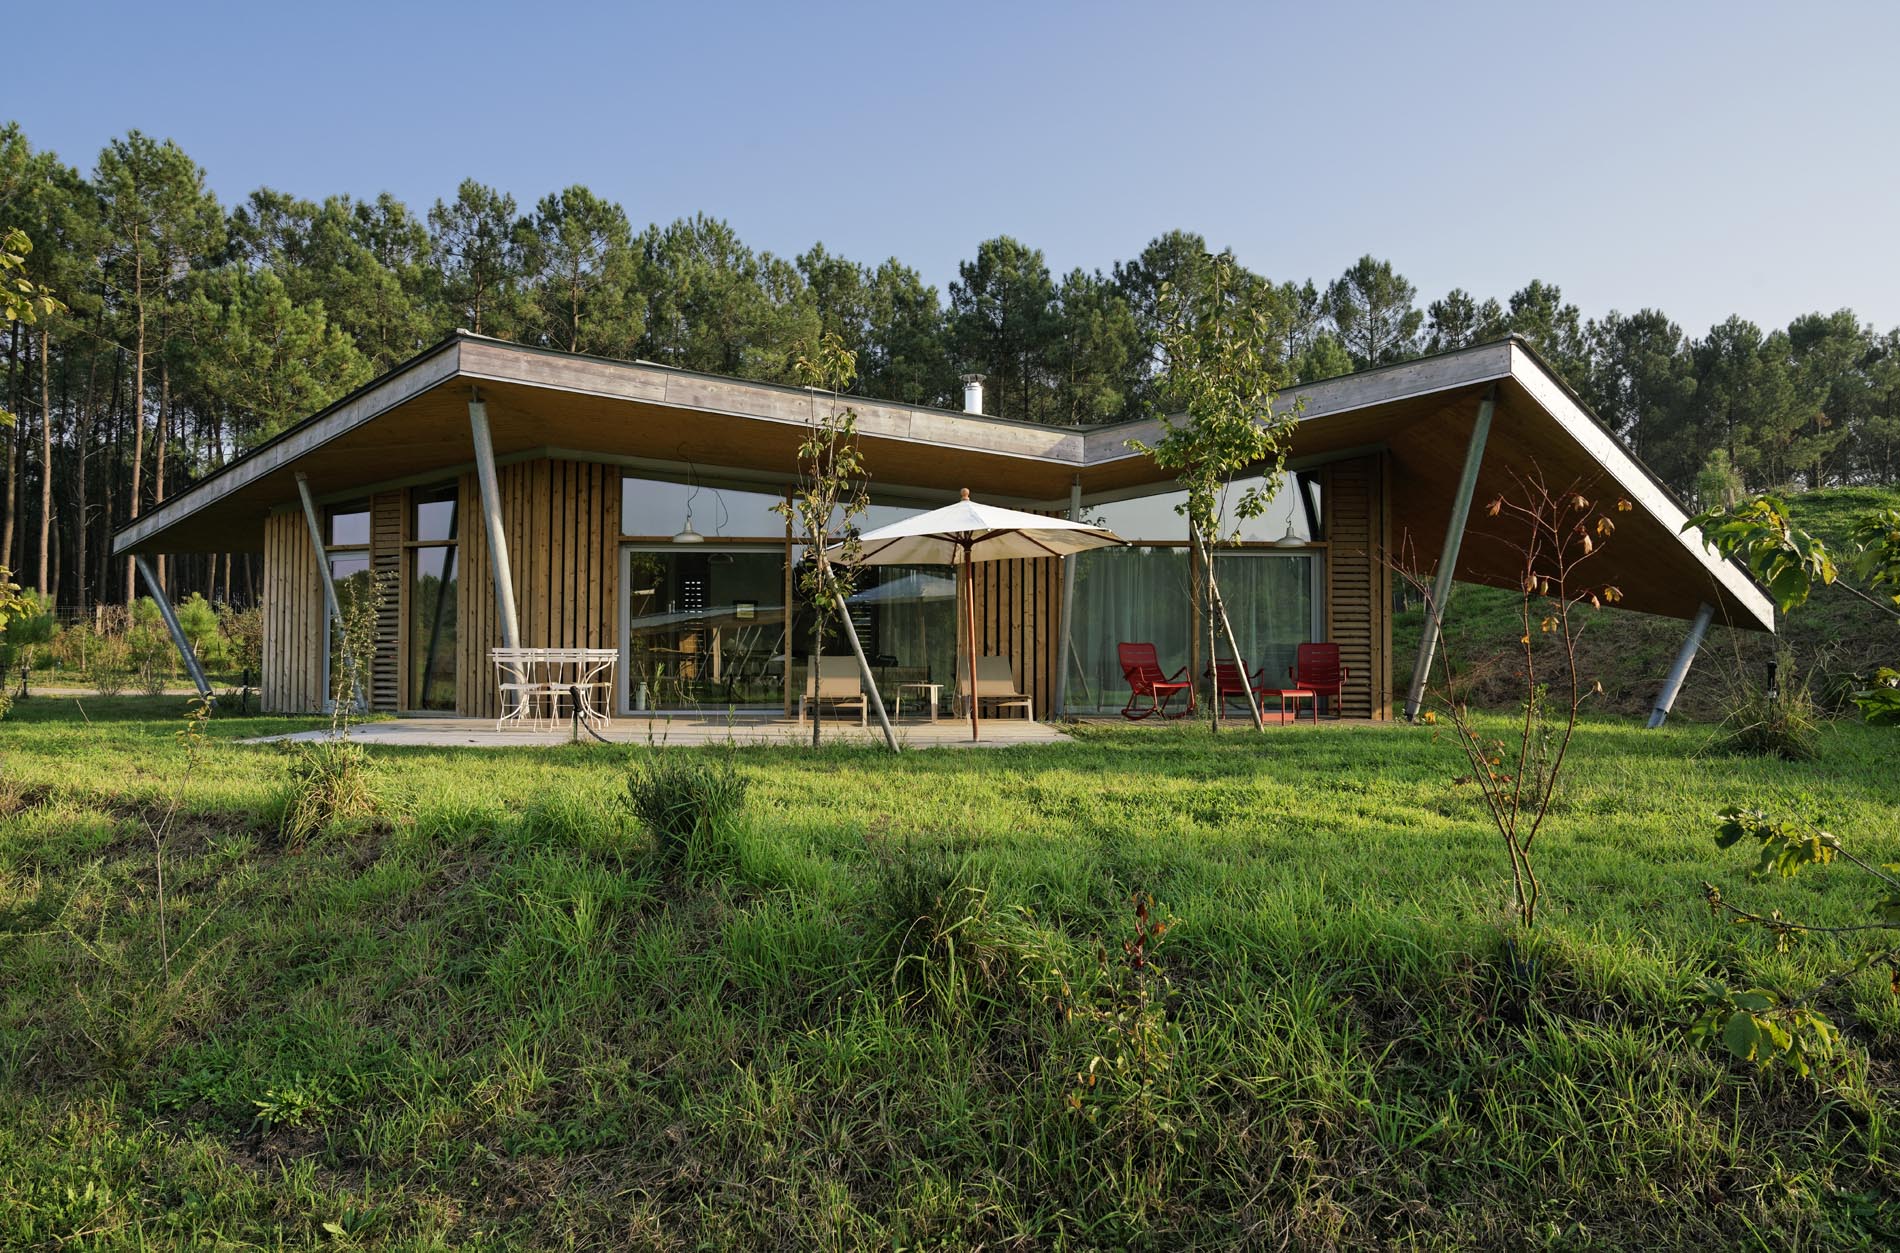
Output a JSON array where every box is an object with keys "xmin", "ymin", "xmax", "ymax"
[
  {"xmin": 774, "ymin": 332, "xmax": 896, "ymax": 751},
  {"xmin": 516, "ymin": 186, "xmax": 638, "ymax": 357},
  {"xmin": 949, "ymin": 236, "xmax": 1059, "ymax": 421},
  {"xmin": 1128, "ymin": 251, "xmax": 1300, "ymax": 733}
]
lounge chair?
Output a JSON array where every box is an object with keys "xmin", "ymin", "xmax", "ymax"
[
  {"xmin": 959, "ymin": 655, "xmax": 1034, "ymax": 720},
  {"xmin": 1118, "ymin": 642, "xmax": 1194, "ymax": 720},
  {"xmin": 797, "ymin": 655, "xmax": 868, "ymax": 726},
  {"xmin": 1289, "ymin": 643, "xmax": 1349, "ymax": 718}
]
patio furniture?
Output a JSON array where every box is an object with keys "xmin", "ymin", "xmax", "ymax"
[
  {"xmin": 1257, "ymin": 686, "xmax": 1316, "ymax": 724},
  {"xmin": 894, "ymin": 681, "xmax": 943, "ymax": 722},
  {"xmin": 1206, "ymin": 659, "xmax": 1269, "ymax": 721},
  {"xmin": 1289, "ymin": 643, "xmax": 1349, "ymax": 718},
  {"xmin": 491, "ymin": 647, "xmax": 547, "ymax": 730},
  {"xmin": 798, "ymin": 655, "xmax": 868, "ymax": 726},
  {"xmin": 1117, "ymin": 642, "xmax": 1194, "ymax": 720},
  {"xmin": 958, "ymin": 654, "xmax": 1034, "ymax": 720}
]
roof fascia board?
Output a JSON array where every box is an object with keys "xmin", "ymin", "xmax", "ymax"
[
  {"xmin": 1082, "ymin": 340, "xmax": 1515, "ymax": 466},
  {"xmin": 1505, "ymin": 342, "xmax": 1775, "ymax": 631},
  {"xmin": 113, "ymin": 340, "xmax": 465, "ymax": 555},
  {"xmin": 455, "ymin": 339, "xmax": 1087, "ymax": 467}
]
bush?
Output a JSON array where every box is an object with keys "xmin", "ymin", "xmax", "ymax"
[
  {"xmin": 1713, "ymin": 649, "xmax": 1821, "ymax": 761},
  {"xmin": 218, "ymin": 603, "xmax": 263, "ymax": 677},
  {"xmin": 280, "ymin": 741, "xmax": 376, "ymax": 848},
  {"xmin": 90, "ymin": 635, "xmax": 129, "ymax": 697},
  {"xmin": 622, "ymin": 752, "xmax": 749, "ymax": 868},
  {"xmin": 174, "ymin": 593, "xmax": 228, "ymax": 670}
]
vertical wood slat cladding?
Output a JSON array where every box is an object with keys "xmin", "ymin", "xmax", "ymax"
[
  {"xmin": 455, "ymin": 458, "xmax": 622, "ymax": 717},
  {"xmin": 261, "ymin": 509, "xmax": 324, "ymax": 713},
  {"xmin": 368, "ymin": 491, "xmax": 402, "ymax": 711},
  {"xmin": 1323, "ymin": 453, "xmax": 1390, "ymax": 719},
  {"xmin": 967, "ymin": 556, "xmax": 1062, "ymax": 717}
]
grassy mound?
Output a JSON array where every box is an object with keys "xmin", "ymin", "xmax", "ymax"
[{"xmin": 1, "ymin": 699, "xmax": 1897, "ymax": 1248}]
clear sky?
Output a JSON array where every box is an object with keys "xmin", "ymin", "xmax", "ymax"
[{"xmin": 11, "ymin": 0, "xmax": 1899, "ymax": 336}]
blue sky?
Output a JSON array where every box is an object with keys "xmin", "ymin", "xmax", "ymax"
[{"xmin": 12, "ymin": 1, "xmax": 1899, "ymax": 335}]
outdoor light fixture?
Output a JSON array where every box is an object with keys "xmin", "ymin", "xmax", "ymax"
[
  {"xmin": 1274, "ymin": 519, "xmax": 1305, "ymax": 547},
  {"xmin": 672, "ymin": 457, "xmax": 706, "ymax": 544}
]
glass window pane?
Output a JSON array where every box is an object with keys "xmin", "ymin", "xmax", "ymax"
[
  {"xmin": 1213, "ymin": 553, "xmax": 1318, "ymax": 687},
  {"xmin": 1067, "ymin": 546, "xmax": 1193, "ymax": 713},
  {"xmin": 623, "ymin": 476, "xmax": 785, "ymax": 539},
  {"xmin": 1085, "ymin": 473, "xmax": 1312, "ymax": 543},
  {"xmin": 414, "ymin": 485, "xmax": 458, "ymax": 543},
  {"xmin": 328, "ymin": 503, "xmax": 371, "ymax": 547},
  {"xmin": 626, "ymin": 549, "xmax": 786, "ymax": 710},
  {"xmin": 409, "ymin": 546, "xmax": 458, "ymax": 710}
]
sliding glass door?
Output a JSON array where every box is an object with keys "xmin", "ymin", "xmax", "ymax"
[{"xmin": 623, "ymin": 547, "xmax": 786, "ymax": 711}]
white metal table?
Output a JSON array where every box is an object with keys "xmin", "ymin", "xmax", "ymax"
[{"xmin": 894, "ymin": 681, "xmax": 943, "ymax": 722}]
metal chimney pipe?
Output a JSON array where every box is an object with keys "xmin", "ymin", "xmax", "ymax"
[{"xmin": 960, "ymin": 374, "xmax": 985, "ymax": 415}]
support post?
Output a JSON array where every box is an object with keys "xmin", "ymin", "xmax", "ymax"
[
  {"xmin": 295, "ymin": 472, "xmax": 362, "ymax": 711},
  {"xmin": 468, "ymin": 390, "xmax": 521, "ymax": 652},
  {"xmin": 1404, "ymin": 384, "xmax": 1496, "ymax": 722},
  {"xmin": 1053, "ymin": 476, "xmax": 1082, "ymax": 719},
  {"xmin": 835, "ymin": 600, "xmax": 900, "ymax": 753},
  {"xmin": 1647, "ymin": 601, "xmax": 1714, "ymax": 729},
  {"xmin": 133, "ymin": 554, "xmax": 211, "ymax": 698}
]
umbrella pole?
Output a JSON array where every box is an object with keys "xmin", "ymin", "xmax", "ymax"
[{"xmin": 965, "ymin": 546, "xmax": 980, "ymax": 743}]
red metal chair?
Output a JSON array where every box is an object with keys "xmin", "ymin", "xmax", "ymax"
[
  {"xmin": 1118, "ymin": 643, "xmax": 1195, "ymax": 720},
  {"xmin": 1206, "ymin": 660, "xmax": 1269, "ymax": 720},
  {"xmin": 1289, "ymin": 643, "xmax": 1349, "ymax": 718}
]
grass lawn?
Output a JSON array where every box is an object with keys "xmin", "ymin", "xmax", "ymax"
[{"xmin": 2, "ymin": 696, "xmax": 1897, "ymax": 1248}]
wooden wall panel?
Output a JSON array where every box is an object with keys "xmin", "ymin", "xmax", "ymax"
[
  {"xmin": 454, "ymin": 458, "xmax": 622, "ymax": 717},
  {"xmin": 369, "ymin": 491, "xmax": 402, "ymax": 711},
  {"xmin": 966, "ymin": 555, "xmax": 1063, "ymax": 717},
  {"xmin": 1323, "ymin": 453, "xmax": 1390, "ymax": 719},
  {"xmin": 261, "ymin": 509, "xmax": 324, "ymax": 713}
]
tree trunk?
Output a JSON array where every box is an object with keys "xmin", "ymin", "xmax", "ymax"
[
  {"xmin": 125, "ymin": 275, "xmax": 146, "ymax": 606},
  {"xmin": 154, "ymin": 357, "xmax": 169, "ymax": 594},
  {"xmin": 37, "ymin": 329, "xmax": 52, "ymax": 596},
  {"xmin": 3, "ymin": 319, "xmax": 17, "ymax": 574}
]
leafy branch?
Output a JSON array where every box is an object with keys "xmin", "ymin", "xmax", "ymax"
[{"xmin": 1690, "ymin": 806, "xmax": 1900, "ymax": 1076}]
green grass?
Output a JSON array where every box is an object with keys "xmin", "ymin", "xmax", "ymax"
[{"xmin": 2, "ymin": 697, "xmax": 1897, "ymax": 1248}]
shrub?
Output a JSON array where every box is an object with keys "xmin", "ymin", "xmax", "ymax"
[
  {"xmin": 218, "ymin": 603, "xmax": 263, "ymax": 677},
  {"xmin": 622, "ymin": 752, "xmax": 748, "ymax": 868},
  {"xmin": 174, "ymin": 594, "xmax": 228, "ymax": 670},
  {"xmin": 280, "ymin": 741, "xmax": 376, "ymax": 848},
  {"xmin": 1712, "ymin": 648, "xmax": 1820, "ymax": 761},
  {"xmin": 90, "ymin": 635, "xmax": 130, "ymax": 697}
]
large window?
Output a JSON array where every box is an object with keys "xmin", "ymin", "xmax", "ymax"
[
  {"xmin": 623, "ymin": 477, "xmax": 785, "ymax": 539},
  {"xmin": 625, "ymin": 547, "xmax": 785, "ymax": 710},
  {"xmin": 408, "ymin": 485, "xmax": 459, "ymax": 710},
  {"xmin": 1068, "ymin": 546, "xmax": 1194, "ymax": 713},
  {"xmin": 1084, "ymin": 472, "xmax": 1320, "ymax": 544},
  {"xmin": 324, "ymin": 501, "xmax": 372, "ymax": 704}
]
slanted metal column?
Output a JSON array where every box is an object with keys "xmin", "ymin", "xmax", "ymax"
[
  {"xmin": 295, "ymin": 471, "xmax": 362, "ymax": 710},
  {"xmin": 468, "ymin": 390, "xmax": 521, "ymax": 652},
  {"xmin": 1404, "ymin": 384, "xmax": 1497, "ymax": 722},
  {"xmin": 1647, "ymin": 601, "xmax": 1715, "ymax": 729},
  {"xmin": 1053, "ymin": 476, "xmax": 1083, "ymax": 719},
  {"xmin": 133, "ymin": 554, "xmax": 211, "ymax": 698}
]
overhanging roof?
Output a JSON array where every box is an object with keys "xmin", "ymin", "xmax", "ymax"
[{"xmin": 114, "ymin": 332, "xmax": 1774, "ymax": 632}]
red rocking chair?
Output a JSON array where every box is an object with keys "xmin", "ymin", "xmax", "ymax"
[
  {"xmin": 1118, "ymin": 643, "xmax": 1195, "ymax": 720},
  {"xmin": 1289, "ymin": 643, "xmax": 1349, "ymax": 718}
]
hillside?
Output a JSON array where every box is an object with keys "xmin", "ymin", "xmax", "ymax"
[{"xmin": 1394, "ymin": 487, "xmax": 1900, "ymax": 721}]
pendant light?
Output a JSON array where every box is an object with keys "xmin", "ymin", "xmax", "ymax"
[{"xmin": 672, "ymin": 459, "xmax": 706, "ymax": 544}]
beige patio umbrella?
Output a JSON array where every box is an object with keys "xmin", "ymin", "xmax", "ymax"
[{"xmin": 830, "ymin": 489, "xmax": 1124, "ymax": 742}]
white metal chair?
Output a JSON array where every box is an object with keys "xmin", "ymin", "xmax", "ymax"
[
  {"xmin": 959, "ymin": 655, "xmax": 1034, "ymax": 720},
  {"xmin": 797, "ymin": 655, "xmax": 868, "ymax": 726},
  {"xmin": 491, "ymin": 647, "xmax": 546, "ymax": 730}
]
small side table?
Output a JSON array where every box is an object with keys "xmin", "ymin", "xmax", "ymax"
[
  {"xmin": 1259, "ymin": 688, "xmax": 1315, "ymax": 724},
  {"xmin": 894, "ymin": 682, "xmax": 943, "ymax": 722}
]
